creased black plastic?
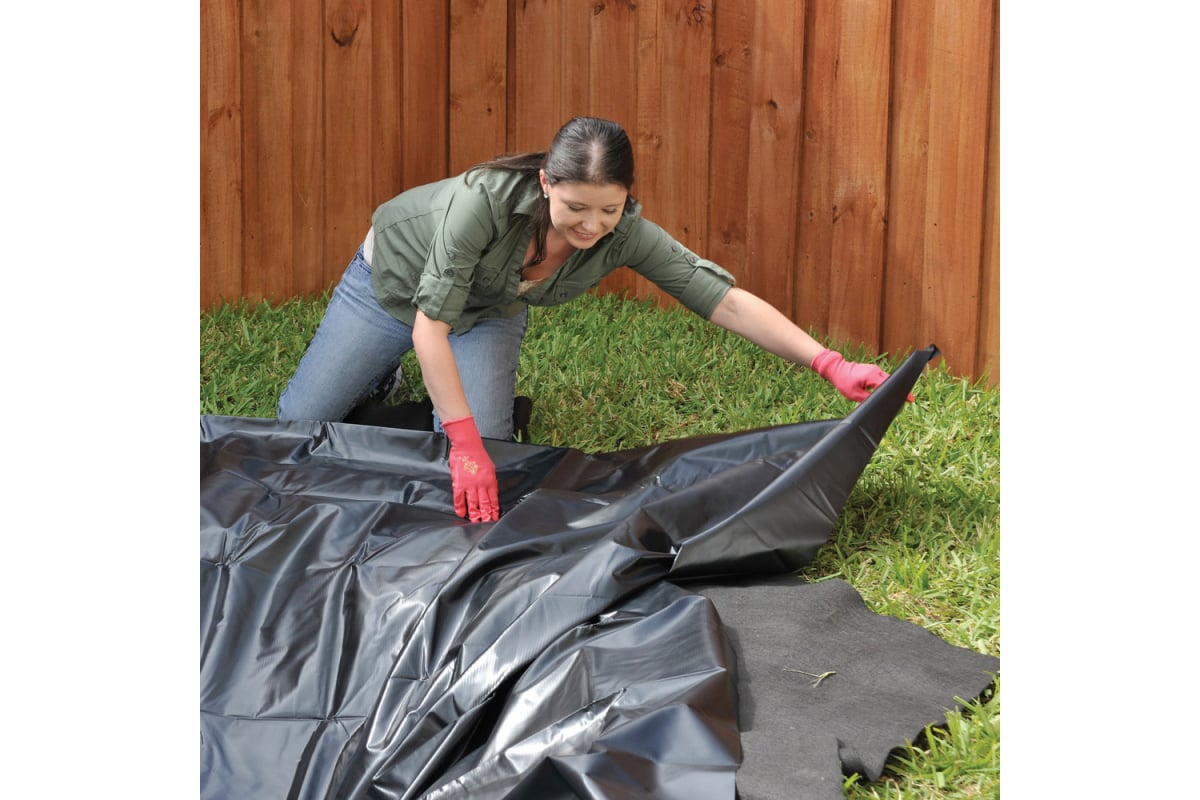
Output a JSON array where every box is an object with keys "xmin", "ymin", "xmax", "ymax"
[{"xmin": 200, "ymin": 345, "xmax": 996, "ymax": 799}]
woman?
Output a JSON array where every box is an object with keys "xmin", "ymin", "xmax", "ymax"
[{"xmin": 279, "ymin": 116, "xmax": 898, "ymax": 523}]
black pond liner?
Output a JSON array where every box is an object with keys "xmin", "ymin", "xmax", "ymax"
[{"xmin": 200, "ymin": 345, "xmax": 999, "ymax": 800}]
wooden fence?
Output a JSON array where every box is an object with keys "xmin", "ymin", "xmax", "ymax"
[{"xmin": 202, "ymin": 0, "xmax": 999, "ymax": 385}]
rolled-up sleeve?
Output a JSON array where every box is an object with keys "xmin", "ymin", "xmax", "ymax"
[
  {"xmin": 619, "ymin": 219, "xmax": 736, "ymax": 319},
  {"xmin": 411, "ymin": 181, "xmax": 497, "ymax": 326}
]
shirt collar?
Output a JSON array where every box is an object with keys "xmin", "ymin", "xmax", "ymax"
[{"xmin": 512, "ymin": 179, "xmax": 542, "ymax": 217}]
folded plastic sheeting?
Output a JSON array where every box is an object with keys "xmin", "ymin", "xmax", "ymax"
[{"xmin": 200, "ymin": 346, "xmax": 998, "ymax": 799}]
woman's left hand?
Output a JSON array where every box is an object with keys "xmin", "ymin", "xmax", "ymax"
[{"xmin": 811, "ymin": 349, "xmax": 913, "ymax": 403}]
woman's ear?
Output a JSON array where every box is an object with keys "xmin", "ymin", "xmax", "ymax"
[{"xmin": 538, "ymin": 169, "xmax": 551, "ymax": 197}]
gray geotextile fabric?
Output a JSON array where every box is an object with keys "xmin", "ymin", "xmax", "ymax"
[{"xmin": 690, "ymin": 576, "xmax": 999, "ymax": 800}]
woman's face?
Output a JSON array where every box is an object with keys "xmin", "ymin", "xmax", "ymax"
[{"xmin": 540, "ymin": 171, "xmax": 628, "ymax": 249}]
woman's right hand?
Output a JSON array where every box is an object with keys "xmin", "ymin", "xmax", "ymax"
[
  {"xmin": 442, "ymin": 415, "xmax": 500, "ymax": 522},
  {"xmin": 412, "ymin": 312, "xmax": 500, "ymax": 520}
]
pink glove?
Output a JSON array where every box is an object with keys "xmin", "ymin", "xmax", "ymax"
[
  {"xmin": 442, "ymin": 415, "xmax": 499, "ymax": 522},
  {"xmin": 811, "ymin": 349, "xmax": 912, "ymax": 403}
]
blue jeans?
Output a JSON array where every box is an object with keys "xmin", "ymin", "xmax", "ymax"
[{"xmin": 277, "ymin": 247, "xmax": 528, "ymax": 439}]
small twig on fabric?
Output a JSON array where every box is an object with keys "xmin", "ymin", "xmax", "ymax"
[{"xmin": 783, "ymin": 668, "xmax": 837, "ymax": 688}]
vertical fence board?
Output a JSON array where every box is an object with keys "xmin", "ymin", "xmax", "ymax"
[
  {"xmin": 400, "ymin": 2, "xmax": 449, "ymax": 188},
  {"xmin": 707, "ymin": 1, "xmax": 753, "ymax": 292},
  {"xmin": 323, "ymin": 0, "xmax": 373, "ymax": 272},
  {"xmin": 654, "ymin": 1, "xmax": 713, "ymax": 256},
  {"xmin": 242, "ymin": 0, "xmax": 294, "ymax": 302},
  {"xmin": 511, "ymin": 0, "xmax": 564, "ymax": 151},
  {"xmin": 796, "ymin": 0, "xmax": 834, "ymax": 335},
  {"xmin": 919, "ymin": 0, "xmax": 993, "ymax": 377},
  {"xmin": 745, "ymin": 0, "xmax": 806, "ymax": 317},
  {"xmin": 201, "ymin": 0, "xmax": 244, "ymax": 309},
  {"xmin": 371, "ymin": 0, "xmax": 404, "ymax": 211},
  {"xmin": 449, "ymin": 0, "xmax": 508, "ymax": 173},
  {"xmin": 796, "ymin": 0, "xmax": 890, "ymax": 350},
  {"xmin": 828, "ymin": 0, "xmax": 890, "ymax": 349},
  {"xmin": 561, "ymin": 3, "xmax": 591, "ymax": 122},
  {"xmin": 882, "ymin": 0, "xmax": 932, "ymax": 359},
  {"xmin": 588, "ymin": 2, "xmax": 638, "ymax": 126},
  {"xmin": 292, "ymin": 0, "xmax": 325, "ymax": 296},
  {"xmin": 977, "ymin": 1, "xmax": 999, "ymax": 386}
]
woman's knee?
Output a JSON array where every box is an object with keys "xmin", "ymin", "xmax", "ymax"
[{"xmin": 472, "ymin": 398, "xmax": 516, "ymax": 440}]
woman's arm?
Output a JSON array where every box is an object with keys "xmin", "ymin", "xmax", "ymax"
[
  {"xmin": 413, "ymin": 310, "xmax": 500, "ymax": 522},
  {"xmin": 412, "ymin": 310, "xmax": 473, "ymax": 423},
  {"xmin": 707, "ymin": 288, "xmax": 826, "ymax": 367},
  {"xmin": 708, "ymin": 287, "xmax": 899, "ymax": 402}
]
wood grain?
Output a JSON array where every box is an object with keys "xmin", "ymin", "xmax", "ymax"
[
  {"xmin": 200, "ymin": 0, "xmax": 1002, "ymax": 382},
  {"xmin": 797, "ymin": 0, "xmax": 891, "ymax": 350},
  {"xmin": 450, "ymin": 0, "xmax": 508, "ymax": 173},
  {"xmin": 201, "ymin": 0, "xmax": 244, "ymax": 308},
  {"xmin": 242, "ymin": 0, "xmax": 294, "ymax": 302},
  {"xmin": 400, "ymin": 2, "xmax": 449, "ymax": 189}
]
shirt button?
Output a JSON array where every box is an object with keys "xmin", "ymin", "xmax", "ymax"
[
  {"xmin": 444, "ymin": 267, "xmax": 456, "ymax": 277},
  {"xmin": 557, "ymin": 291, "xmax": 568, "ymax": 300}
]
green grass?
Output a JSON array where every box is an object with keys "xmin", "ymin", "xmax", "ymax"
[{"xmin": 201, "ymin": 290, "xmax": 1000, "ymax": 799}]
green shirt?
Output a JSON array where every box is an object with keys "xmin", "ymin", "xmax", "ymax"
[{"xmin": 370, "ymin": 168, "xmax": 736, "ymax": 333}]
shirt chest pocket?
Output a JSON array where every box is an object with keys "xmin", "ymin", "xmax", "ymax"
[
  {"xmin": 536, "ymin": 273, "xmax": 604, "ymax": 306},
  {"xmin": 467, "ymin": 246, "xmax": 518, "ymax": 303}
]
